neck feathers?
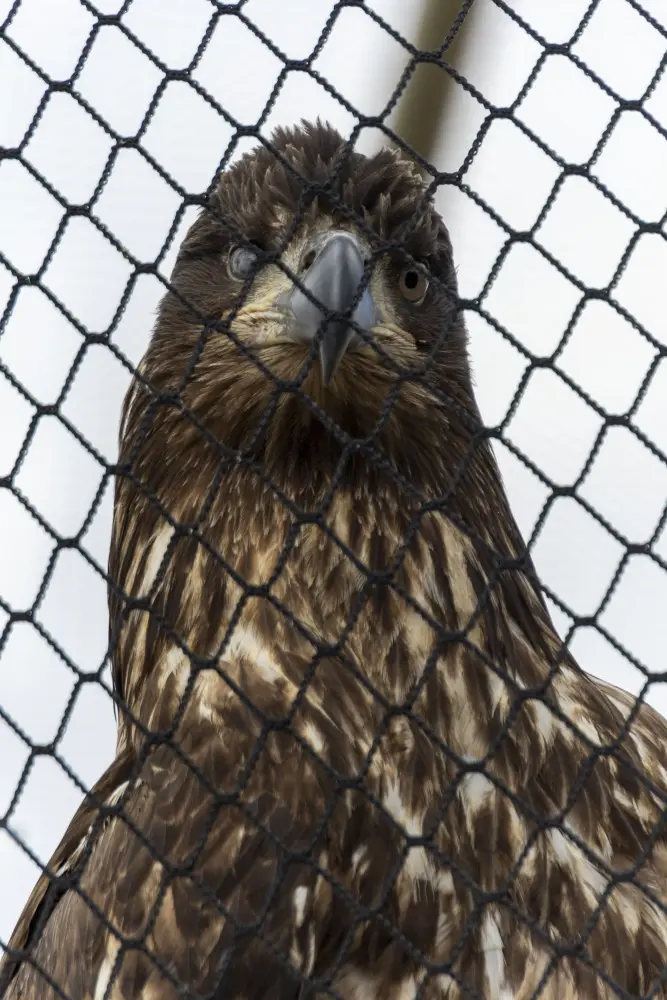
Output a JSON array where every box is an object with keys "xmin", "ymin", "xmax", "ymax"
[{"xmin": 110, "ymin": 451, "xmax": 563, "ymax": 769}]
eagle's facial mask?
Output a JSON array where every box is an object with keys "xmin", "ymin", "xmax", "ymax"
[{"xmin": 226, "ymin": 223, "xmax": 417, "ymax": 386}]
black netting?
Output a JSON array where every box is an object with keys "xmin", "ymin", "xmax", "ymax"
[{"xmin": 1, "ymin": 1, "xmax": 667, "ymax": 998}]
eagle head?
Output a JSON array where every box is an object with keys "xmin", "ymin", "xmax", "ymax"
[{"xmin": 143, "ymin": 120, "xmax": 482, "ymax": 499}]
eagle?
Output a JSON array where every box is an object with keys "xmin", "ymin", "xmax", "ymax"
[{"xmin": 2, "ymin": 120, "xmax": 667, "ymax": 1000}]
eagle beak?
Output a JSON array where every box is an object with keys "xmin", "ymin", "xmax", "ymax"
[{"xmin": 280, "ymin": 231, "xmax": 377, "ymax": 385}]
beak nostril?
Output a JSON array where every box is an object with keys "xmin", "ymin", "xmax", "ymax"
[{"xmin": 300, "ymin": 249, "xmax": 317, "ymax": 273}]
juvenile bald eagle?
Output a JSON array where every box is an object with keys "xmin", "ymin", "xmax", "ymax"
[{"xmin": 2, "ymin": 121, "xmax": 667, "ymax": 1000}]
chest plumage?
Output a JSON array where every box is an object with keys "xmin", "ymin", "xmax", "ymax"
[{"xmin": 107, "ymin": 461, "xmax": 667, "ymax": 1000}]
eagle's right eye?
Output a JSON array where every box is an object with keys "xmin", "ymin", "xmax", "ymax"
[{"xmin": 228, "ymin": 245, "xmax": 260, "ymax": 281}]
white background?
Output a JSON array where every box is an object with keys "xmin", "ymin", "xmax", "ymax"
[{"xmin": 1, "ymin": 0, "xmax": 666, "ymax": 947}]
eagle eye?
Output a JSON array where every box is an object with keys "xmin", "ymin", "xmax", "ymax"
[
  {"xmin": 228, "ymin": 245, "xmax": 260, "ymax": 281},
  {"xmin": 399, "ymin": 266, "xmax": 429, "ymax": 305}
]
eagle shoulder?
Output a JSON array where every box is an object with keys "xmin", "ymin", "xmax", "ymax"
[{"xmin": 0, "ymin": 747, "xmax": 136, "ymax": 998}]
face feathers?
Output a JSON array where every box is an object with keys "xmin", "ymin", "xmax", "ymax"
[
  {"xmin": 3, "ymin": 121, "xmax": 667, "ymax": 1000},
  {"xmin": 214, "ymin": 121, "xmax": 439, "ymax": 253}
]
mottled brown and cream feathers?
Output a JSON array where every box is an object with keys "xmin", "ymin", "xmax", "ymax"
[{"xmin": 3, "ymin": 121, "xmax": 667, "ymax": 1000}]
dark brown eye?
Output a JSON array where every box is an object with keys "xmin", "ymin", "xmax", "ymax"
[
  {"xmin": 228, "ymin": 245, "xmax": 260, "ymax": 280},
  {"xmin": 399, "ymin": 266, "xmax": 429, "ymax": 304}
]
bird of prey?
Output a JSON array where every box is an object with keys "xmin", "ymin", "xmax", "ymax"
[{"xmin": 3, "ymin": 120, "xmax": 667, "ymax": 1000}]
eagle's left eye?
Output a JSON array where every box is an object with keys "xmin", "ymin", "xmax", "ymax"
[
  {"xmin": 228, "ymin": 245, "xmax": 260, "ymax": 281},
  {"xmin": 399, "ymin": 266, "xmax": 429, "ymax": 305}
]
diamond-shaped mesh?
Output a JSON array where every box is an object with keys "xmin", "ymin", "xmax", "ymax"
[{"xmin": 1, "ymin": 1, "xmax": 667, "ymax": 998}]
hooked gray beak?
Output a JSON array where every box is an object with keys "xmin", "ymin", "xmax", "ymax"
[{"xmin": 280, "ymin": 231, "xmax": 376, "ymax": 384}]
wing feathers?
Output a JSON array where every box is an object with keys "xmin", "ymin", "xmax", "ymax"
[{"xmin": 0, "ymin": 747, "xmax": 136, "ymax": 998}]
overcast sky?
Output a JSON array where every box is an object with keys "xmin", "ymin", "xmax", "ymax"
[{"xmin": 1, "ymin": 0, "xmax": 666, "ymax": 948}]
